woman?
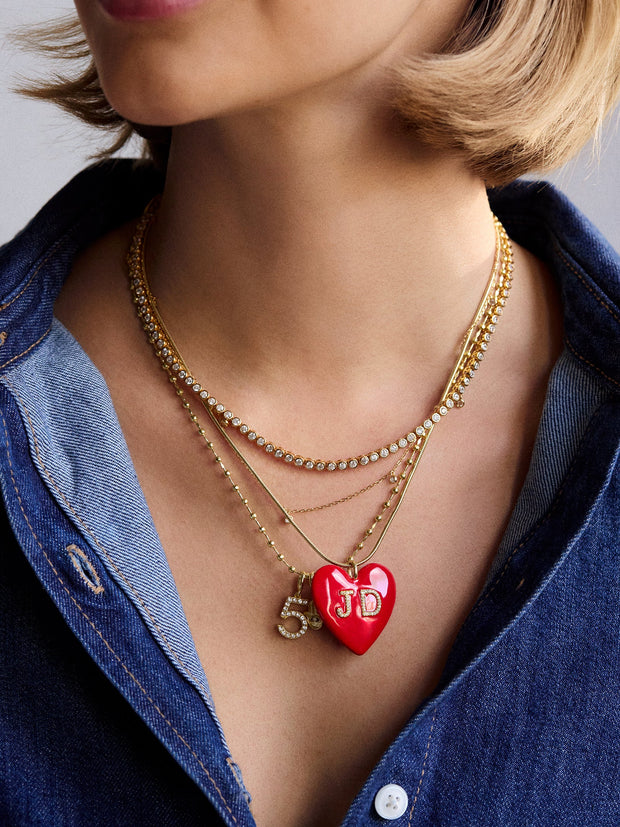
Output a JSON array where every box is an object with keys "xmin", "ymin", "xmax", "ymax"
[{"xmin": 1, "ymin": 1, "xmax": 619, "ymax": 824}]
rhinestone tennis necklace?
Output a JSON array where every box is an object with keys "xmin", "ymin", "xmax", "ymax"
[{"xmin": 128, "ymin": 198, "xmax": 514, "ymax": 472}]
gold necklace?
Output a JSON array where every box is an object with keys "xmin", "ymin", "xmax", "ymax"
[
  {"xmin": 129, "ymin": 197, "xmax": 510, "ymax": 473},
  {"xmin": 128, "ymin": 201, "xmax": 514, "ymax": 654}
]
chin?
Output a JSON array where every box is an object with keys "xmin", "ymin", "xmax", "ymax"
[
  {"xmin": 97, "ymin": 54, "xmax": 272, "ymax": 127},
  {"xmin": 97, "ymin": 64, "xmax": 202, "ymax": 125}
]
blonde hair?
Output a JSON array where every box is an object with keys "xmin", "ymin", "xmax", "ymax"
[
  {"xmin": 394, "ymin": 0, "xmax": 620, "ymax": 184},
  {"xmin": 17, "ymin": 0, "xmax": 620, "ymax": 184}
]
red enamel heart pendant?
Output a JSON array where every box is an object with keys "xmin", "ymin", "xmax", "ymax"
[{"xmin": 311, "ymin": 564, "xmax": 396, "ymax": 655}]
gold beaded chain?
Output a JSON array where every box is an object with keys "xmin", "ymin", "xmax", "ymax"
[
  {"xmin": 170, "ymin": 381, "xmax": 310, "ymax": 577},
  {"xmin": 128, "ymin": 199, "xmax": 514, "ymax": 581}
]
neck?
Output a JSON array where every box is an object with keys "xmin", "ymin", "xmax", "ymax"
[{"xmin": 147, "ymin": 102, "xmax": 497, "ymax": 406}]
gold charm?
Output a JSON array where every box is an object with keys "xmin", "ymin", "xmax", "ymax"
[
  {"xmin": 277, "ymin": 574, "xmax": 322, "ymax": 639},
  {"xmin": 304, "ymin": 600, "xmax": 324, "ymax": 630}
]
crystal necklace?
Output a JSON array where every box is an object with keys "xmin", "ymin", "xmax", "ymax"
[
  {"xmin": 129, "ymin": 198, "xmax": 512, "ymax": 473},
  {"xmin": 128, "ymin": 200, "xmax": 514, "ymax": 654}
]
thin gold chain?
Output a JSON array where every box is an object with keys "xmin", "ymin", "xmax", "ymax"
[{"xmin": 285, "ymin": 452, "xmax": 406, "ymax": 515}]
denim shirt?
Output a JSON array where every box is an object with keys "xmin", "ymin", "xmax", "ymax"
[{"xmin": 0, "ymin": 160, "xmax": 619, "ymax": 827}]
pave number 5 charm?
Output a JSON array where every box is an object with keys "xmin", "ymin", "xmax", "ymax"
[{"xmin": 277, "ymin": 595, "xmax": 310, "ymax": 640}]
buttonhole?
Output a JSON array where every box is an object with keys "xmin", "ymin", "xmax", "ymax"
[
  {"xmin": 226, "ymin": 758, "xmax": 252, "ymax": 804},
  {"xmin": 0, "ymin": 332, "xmax": 7, "ymax": 347},
  {"xmin": 66, "ymin": 544, "xmax": 104, "ymax": 594},
  {"xmin": 515, "ymin": 578, "xmax": 525, "ymax": 591}
]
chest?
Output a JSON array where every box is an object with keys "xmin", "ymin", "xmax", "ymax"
[{"xmin": 113, "ymin": 378, "xmax": 541, "ymax": 827}]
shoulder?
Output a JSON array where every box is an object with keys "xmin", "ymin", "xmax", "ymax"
[
  {"xmin": 0, "ymin": 160, "xmax": 162, "ymax": 374},
  {"xmin": 490, "ymin": 181, "xmax": 620, "ymax": 396}
]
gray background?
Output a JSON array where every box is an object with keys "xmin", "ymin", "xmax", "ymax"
[{"xmin": 1, "ymin": 0, "xmax": 619, "ymax": 251}]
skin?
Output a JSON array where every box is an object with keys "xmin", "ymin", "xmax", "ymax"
[{"xmin": 57, "ymin": 1, "xmax": 564, "ymax": 824}]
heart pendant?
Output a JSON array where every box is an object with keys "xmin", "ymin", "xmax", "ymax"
[{"xmin": 311, "ymin": 564, "xmax": 396, "ymax": 655}]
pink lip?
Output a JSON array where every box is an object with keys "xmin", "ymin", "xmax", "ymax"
[{"xmin": 97, "ymin": 0, "xmax": 204, "ymax": 21}]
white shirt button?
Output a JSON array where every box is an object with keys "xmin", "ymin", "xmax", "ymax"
[{"xmin": 374, "ymin": 783, "xmax": 408, "ymax": 820}]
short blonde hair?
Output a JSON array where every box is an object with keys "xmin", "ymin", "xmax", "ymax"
[
  {"xmin": 393, "ymin": 0, "xmax": 620, "ymax": 184},
  {"xmin": 18, "ymin": 0, "xmax": 620, "ymax": 184}
]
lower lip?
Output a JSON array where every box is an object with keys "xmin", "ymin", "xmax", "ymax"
[{"xmin": 98, "ymin": 0, "xmax": 204, "ymax": 21}]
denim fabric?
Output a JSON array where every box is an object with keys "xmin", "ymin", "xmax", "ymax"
[
  {"xmin": 0, "ymin": 162, "xmax": 619, "ymax": 826},
  {"xmin": 2, "ymin": 320, "xmax": 217, "ymax": 716}
]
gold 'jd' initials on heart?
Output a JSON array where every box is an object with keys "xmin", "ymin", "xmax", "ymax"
[{"xmin": 311, "ymin": 563, "xmax": 396, "ymax": 655}]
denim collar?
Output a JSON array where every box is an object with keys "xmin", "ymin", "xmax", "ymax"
[{"xmin": 2, "ymin": 161, "xmax": 619, "ymax": 388}]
